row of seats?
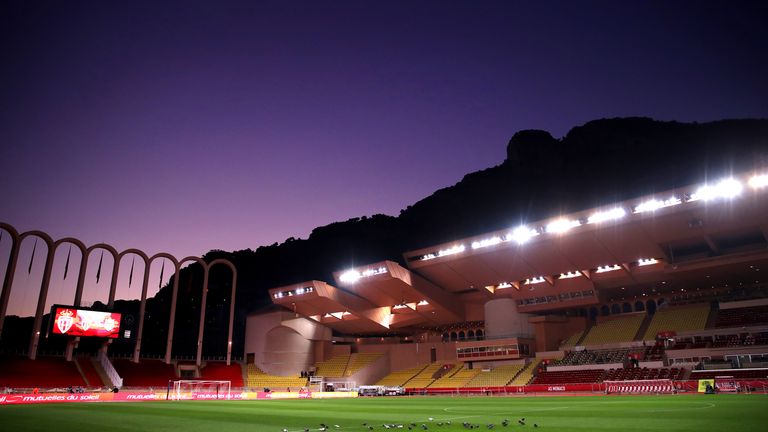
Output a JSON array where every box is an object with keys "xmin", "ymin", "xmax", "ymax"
[
  {"xmin": 0, "ymin": 357, "xmax": 87, "ymax": 389},
  {"xmin": 465, "ymin": 364, "xmax": 526, "ymax": 387},
  {"xmin": 691, "ymin": 369, "xmax": 768, "ymax": 379},
  {"xmin": 716, "ymin": 305, "xmax": 768, "ymax": 328},
  {"xmin": 581, "ymin": 314, "xmax": 645, "ymax": 345},
  {"xmin": 376, "ymin": 364, "xmax": 428, "ymax": 387},
  {"xmin": 112, "ymin": 359, "xmax": 177, "ymax": 387},
  {"xmin": 643, "ymin": 304, "xmax": 710, "ymax": 340},
  {"xmin": 344, "ymin": 353, "xmax": 383, "ymax": 377},
  {"xmin": 200, "ymin": 362, "xmax": 243, "ymax": 387},
  {"xmin": 552, "ymin": 348, "xmax": 634, "ymax": 366},
  {"xmin": 401, "ymin": 363, "xmax": 444, "ymax": 388},
  {"xmin": 314, "ymin": 355, "xmax": 350, "ymax": 377},
  {"xmin": 245, "ymin": 364, "xmax": 307, "ymax": 389},
  {"xmin": 533, "ymin": 367, "xmax": 687, "ymax": 384},
  {"xmin": 429, "ymin": 365, "xmax": 480, "ymax": 388}
]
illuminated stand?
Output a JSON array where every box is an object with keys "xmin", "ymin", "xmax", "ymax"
[{"xmin": 170, "ymin": 380, "xmax": 232, "ymax": 400}]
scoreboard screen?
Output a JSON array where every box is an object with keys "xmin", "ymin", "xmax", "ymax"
[{"xmin": 50, "ymin": 306, "xmax": 121, "ymax": 338}]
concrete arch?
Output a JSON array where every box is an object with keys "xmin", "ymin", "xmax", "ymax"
[
  {"xmin": 132, "ymin": 252, "xmax": 178, "ymax": 363},
  {"xmin": 53, "ymin": 238, "xmax": 88, "ymax": 306},
  {"xmin": 0, "ymin": 223, "xmax": 21, "ymax": 337},
  {"xmin": 17, "ymin": 231, "xmax": 55, "ymax": 359},
  {"xmin": 0, "ymin": 222, "xmax": 237, "ymax": 365},
  {"xmin": 208, "ymin": 259, "xmax": 237, "ymax": 364},
  {"xmin": 166, "ymin": 256, "xmax": 209, "ymax": 364}
]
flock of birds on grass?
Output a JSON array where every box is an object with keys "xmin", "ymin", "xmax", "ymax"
[{"xmin": 281, "ymin": 417, "xmax": 539, "ymax": 431}]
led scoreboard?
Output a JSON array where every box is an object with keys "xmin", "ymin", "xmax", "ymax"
[{"xmin": 50, "ymin": 305, "xmax": 122, "ymax": 338}]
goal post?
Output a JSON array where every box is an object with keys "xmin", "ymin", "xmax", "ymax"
[
  {"xmin": 169, "ymin": 380, "xmax": 231, "ymax": 400},
  {"xmin": 604, "ymin": 379, "xmax": 674, "ymax": 394}
]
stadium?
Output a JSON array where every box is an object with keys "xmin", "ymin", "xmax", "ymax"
[{"xmin": 2, "ymin": 169, "xmax": 768, "ymax": 431}]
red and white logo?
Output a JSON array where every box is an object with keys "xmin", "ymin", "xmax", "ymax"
[{"xmin": 56, "ymin": 309, "xmax": 75, "ymax": 334}]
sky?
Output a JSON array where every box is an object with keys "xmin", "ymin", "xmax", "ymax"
[{"xmin": 1, "ymin": 1, "xmax": 768, "ymax": 315}]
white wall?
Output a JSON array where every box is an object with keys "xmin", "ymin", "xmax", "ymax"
[{"xmin": 484, "ymin": 298, "xmax": 534, "ymax": 338}]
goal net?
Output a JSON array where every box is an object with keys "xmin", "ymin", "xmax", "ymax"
[
  {"xmin": 604, "ymin": 379, "xmax": 674, "ymax": 394},
  {"xmin": 169, "ymin": 380, "xmax": 231, "ymax": 400}
]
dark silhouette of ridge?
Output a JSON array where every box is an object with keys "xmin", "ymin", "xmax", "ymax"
[{"xmin": 7, "ymin": 117, "xmax": 768, "ymax": 358}]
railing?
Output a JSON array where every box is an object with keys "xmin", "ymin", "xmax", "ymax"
[{"xmin": 98, "ymin": 351, "xmax": 123, "ymax": 388}]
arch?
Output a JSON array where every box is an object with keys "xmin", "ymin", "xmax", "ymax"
[
  {"xmin": 168, "ymin": 256, "xmax": 208, "ymax": 364},
  {"xmin": 83, "ymin": 243, "xmax": 120, "ymax": 307},
  {"xmin": 18, "ymin": 231, "xmax": 55, "ymax": 359},
  {"xmin": 52, "ymin": 238, "xmax": 88, "ymax": 306},
  {"xmin": 450, "ymin": 331, "xmax": 457, "ymax": 341},
  {"xmin": 0, "ymin": 223, "xmax": 21, "ymax": 338},
  {"xmin": 611, "ymin": 304, "xmax": 621, "ymax": 314},
  {"xmin": 600, "ymin": 305, "xmax": 610, "ymax": 316},
  {"xmin": 208, "ymin": 258, "xmax": 238, "ymax": 364},
  {"xmin": 475, "ymin": 329, "xmax": 483, "ymax": 340},
  {"xmin": 133, "ymin": 252, "xmax": 179, "ymax": 363},
  {"xmin": 442, "ymin": 332, "xmax": 449, "ymax": 342},
  {"xmin": 589, "ymin": 307, "xmax": 598, "ymax": 321},
  {"xmin": 468, "ymin": 329, "xmax": 475, "ymax": 339},
  {"xmin": 634, "ymin": 301, "xmax": 645, "ymax": 312},
  {"xmin": 458, "ymin": 330, "xmax": 466, "ymax": 340},
  {"xmin": 622, "ymin": 302, "xmax": 632, "ymax": 313}
]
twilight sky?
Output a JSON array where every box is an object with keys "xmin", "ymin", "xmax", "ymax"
[{"xmin": 1, "ymin": 1, "xmax": 768, "ymax": 313}]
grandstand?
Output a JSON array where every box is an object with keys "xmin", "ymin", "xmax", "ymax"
[
  {"xmin": 642, "ymin": 304, "xmax": 711, "ymax": 340},
  {"xmin": 4, "ymin": 168, "xmax": 768, "ymax": 398},
  {"xmin": 376, "ymin": 364, "xmax": 428, "ymax": 387},
  {"xmin": 402, "ymin": 363, "xmax": 444, "ymax": 388},
  {"xmin": 580, "ymin": 313, "xmax": 645, "ymax": 345},
  {"xmin": 428, "ymin": 364, "xmax": 479, "ymax": 388},
  {"xmin": 245, "ymin": 364, "xmax": 307, "ymax": 390},
  {"xmin": 465, "ymin": 363, "xmax": 527, "ymax": 387}
]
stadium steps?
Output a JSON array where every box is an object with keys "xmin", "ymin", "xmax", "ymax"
[
  {"xmin": 465, "ymin": 364, "xmax": 526, "ymax": 387},
  {"xmin": 428, "ymin": 364, "xmax": 477, "ymax": 388},
  {"xmin": 315, "ymin": 355, "xmax": 351, "ymax": 378},
  {"xmin": 634, "ymin": 313, "xmax": 653, "ymax": 341},
  {"xmin": 345, "ymin": 353, "xmax": 383, "ymax": 377},
  {"xmin": 560, "ymin": 330, "xmax": 585, "ymax": 349},
  {"xmin": 509, "ymin": 361, "xmax": 538, "ymax": 386},
  {"xmin": 402, "ymin": 363, "xmax": 443, "ymax": 388},
  {"xmin": 75, "ymin": 356, "xmax": 105, "ymax": 387},
  {"xmin": 706, "ymin": 307, "xmax": 719, "ymax": 329},
  {"xmin": 376, "ymin": 364, "xmax": 429, "ymax": 387}
]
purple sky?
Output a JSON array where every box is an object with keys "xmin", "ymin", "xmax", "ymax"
[{"xmin": 1, "ymin": 1, "xmax": 768, "ymax": 314}]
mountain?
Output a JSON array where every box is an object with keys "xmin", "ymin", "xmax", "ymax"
[{"xmin": 14, "ymin": 117, "xmax": 768, "ymax": 358}]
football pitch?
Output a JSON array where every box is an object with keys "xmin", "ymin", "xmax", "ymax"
[{"xmin": 2, "ymin": 394, "xmax": 767, "ymax": 432}]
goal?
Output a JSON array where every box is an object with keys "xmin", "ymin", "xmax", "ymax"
[
  {"xmin": 604, "ymin": 379, "xmax": 674, "ymax": 394},
  {"xmin": 169, "ymin": 380, "xmax": 231, "ymax": 400}
]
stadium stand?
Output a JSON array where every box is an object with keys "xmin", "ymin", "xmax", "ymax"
[
  {"xmin": 531, "ymin": 369, "xmax": 605, "ymax": 384},
  {"xmin": 315, "ymin": 355, "xmax": 350, "ymax": 378},
  {"xmin": 428, "ymin": 364, "xmax": 480, "ymax": 388},
  {"xmin": 580, "ymin": 313, "xmax": 645, "ymax": 345},
  {"xmin": 0, "ymin": 357, "xmax": 87, "ymax": 388},
  {"xmin": 559, "ymin": 330, "xmax": 584, "ymax": 348},
  {"xmin": 509, "ymin": 361, "xmax": 538, "ymax": 386},
  {"xmin": 602, "ymin": 367, "xmax": 685, "ymax": 381},
  {"xmin": 402, "ymin": 363, "xmax": 443, "ymax": 388},
  {"xmin": 75, "ymin": 357, "xmax": 105, "ymax": 387},
  {"xmin": 716, "ymin": 305, "xmax": 768, "ymax": 328},
  {"xmin": 344, "ymin": 352, "xmax": 383, "ymax": 376},
  {"xmin": 642, "ymin": 304, "xmax": 711, "ymax": 340},
  {"xmin": 376, "ymin": 364, "xmax": 428, "ymax": 387},
  {"xmin": 245, "ymin": 364, "xmax": 307, "ymax": 389},
  {"xmin": 465, "ymin": 363, "xmax": 526, "ymax": 387},
  {"xmin": 552, "ymin": 348, "xmax": 634, "ymax": 366},
  {"xmin": 200, "ymin": 361, "xmax": 244, "ymax": 387},
  {"xmin": 112, "ymin": 359, "xmax": 177, "ymax": 387}
]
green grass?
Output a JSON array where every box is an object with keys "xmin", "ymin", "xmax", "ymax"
[{"xmin": 2, "ymin": 394, "xmax": 767, "ymax": 432}]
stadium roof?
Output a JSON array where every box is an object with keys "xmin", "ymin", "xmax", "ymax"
[{"xmin": 269, "ymin": 170, "xmax": 768, "ymax": 333}]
